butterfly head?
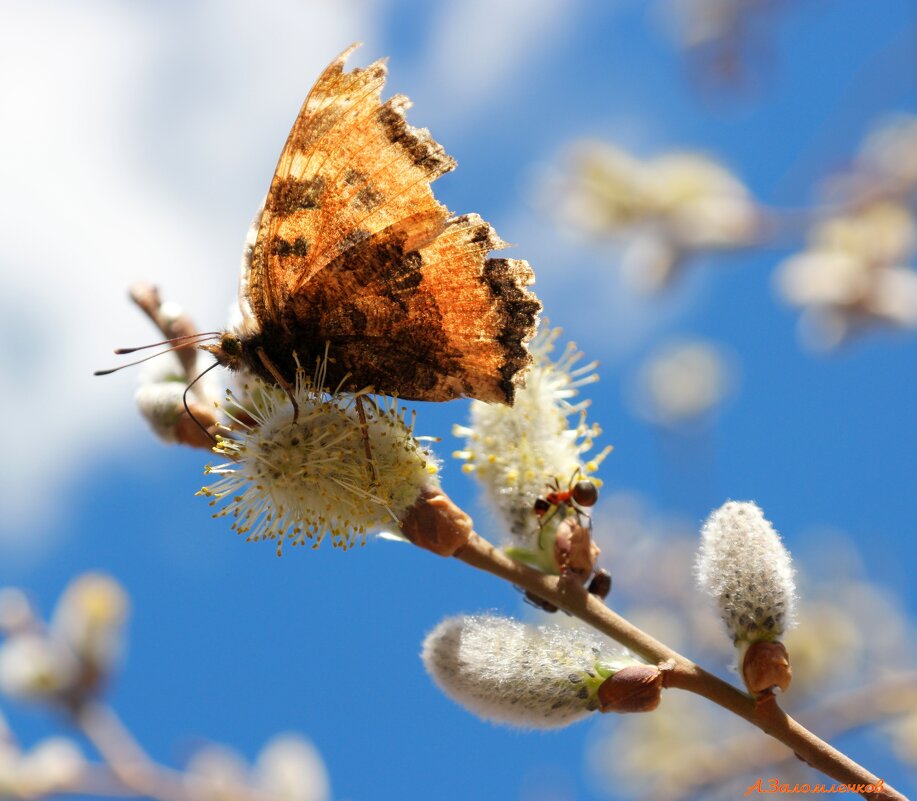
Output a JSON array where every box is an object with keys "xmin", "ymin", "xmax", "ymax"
[{"xmin": 202, "ymin": 332, "xmax": 246, "ymax": 371}]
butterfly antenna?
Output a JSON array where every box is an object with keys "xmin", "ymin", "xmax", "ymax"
[
  {"xmin": 183, "ymin": 361, "xmax": 221, "ymax": 444},
  {"xmin": 94, "ymin": 336, "xmax": 219, "ymax": 376},
  {"xmin": 113, "ymin": 332, "xmax": 221, "ymax": 355}
]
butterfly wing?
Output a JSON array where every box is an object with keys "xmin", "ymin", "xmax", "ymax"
[
  {"xmin": 283, "ymin": 213, "xmax": 540, "ymax": 402},
  {"xmin": 248, "ymin": 44, "xmax": 453, "ymax": 321},
  {"xmin": 247, "ymin": 45, "xmax": 540, "ymax": 403}
]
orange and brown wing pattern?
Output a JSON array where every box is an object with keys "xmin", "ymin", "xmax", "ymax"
[
  {"xmin": 279, "ymin": 213, "xmax": 541, "ymax": 403},
  {"xmin": 248, "ymin": 44, "xmax": 455, "ymax": 324},
  {"xmin": 244, "ymin": 45, "xmax": 540, "ymax": 402},
  {"xmin": 409, "ymin": 214, "xmax": 540, "ymax": 402}
]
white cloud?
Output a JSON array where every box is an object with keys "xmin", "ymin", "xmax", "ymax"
[
  {"xmin": 0, "ymin": 0, "xmax": 377, "ymax": 541},
  {"xmin": 411, "ymin": 0, "xmax": 584, "ymax": 130}
]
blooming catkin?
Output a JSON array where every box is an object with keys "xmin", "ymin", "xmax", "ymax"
[
  {"xmin": 199, "ymin": 362, "xmax": 439, "ymax": 554},
  {"xmin": 422, "ymin": 615, "xmax": 638, "ymax": 729},
  {"xmin": 135, "ymin": 381, "xmax": 187, "ymax": 441},
  {"xmin": 51, "ymin": 573, "xmax": 129, "ymax": 676},
  {"xmin": 549, "ymin": 143, "xmax": 758, "ymax": 291},
  {"xmin": 0, "ymin": 737, "xmax": 86, "ymax": 797},
  {"xmin": 0, "ymin": 635, "xmax": 79, "ymax": 702},
  {"xmin": 253, "ymin": 735, "xmax": 330, "ymax": 801},
  {"xmin": 453, "ymin": 326, "xmax": 610, "ymax": 542},
  {"xmin": 696, "ymin": 501, "xmax": 796, "ymax": 644}
]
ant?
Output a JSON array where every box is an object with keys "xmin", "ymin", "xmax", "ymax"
[
  {"xmin": 533, "ymin": 477, "xmax": 599, "ymax": 533},
  {"xmin": 520, "ymin": 472, "xmax": 612, "ymax": 613}
]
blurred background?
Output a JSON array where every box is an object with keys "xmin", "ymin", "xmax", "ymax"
[{"xmin": 0, "ymin": 1, "xmax": 915, "ymax": 799}]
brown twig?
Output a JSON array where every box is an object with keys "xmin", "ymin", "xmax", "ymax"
[
  {"xmin": 128, "ymin": 283, "xmax": 228, "ymax": 447},
  {"xmin": 640, "ymin": 672, "xmax": 917, "ymax": 801},
  {"xmin": 75, "ymin": 702, "xmax": 190, "ymax": 801},
  {"xmin": 71, "ymin": 764, "xmax": 153, "ymax": 797},
  {"xmin": 74, "ymin": 702, "xmax": 285, "ymax": 801},
  {"xmin": 452, "ymin": 531, "xmax": 905, "ymax": 801},
  {"xmin": 129, "ymin": 283, "xmax": 203, "ymax": 388}
]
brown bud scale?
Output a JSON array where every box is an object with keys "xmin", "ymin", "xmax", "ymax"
[
  {"xmin": 398, "ymin": 487, "xmax": 473, "ymax": 556},
  {"xmin": 597, "ymin": 665, "xmax": 664, "ymax": 713},
  {"xmin": 742, "ymin": 640, "xmax": 792, "ymax": 696}
]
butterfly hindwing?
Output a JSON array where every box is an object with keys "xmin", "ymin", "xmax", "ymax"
[{"xmin": 276, "ymin": 214, "xmax": 538, "ymax": 402}]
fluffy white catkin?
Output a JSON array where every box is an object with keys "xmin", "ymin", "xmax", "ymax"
[
  {"xmin": 199, "ymin": 365, "xmax": 438, "ymax": 553},
  {"xmin": 422, "ymin": 615, "xmax": 635, "ymax": 729},
  {"xmin": 453, "ymin": 326, "xmax": 609, "ymax": 542},
  {"xmin": 696, "ymin": 501, "xmax": 796, "ymax": 643}
]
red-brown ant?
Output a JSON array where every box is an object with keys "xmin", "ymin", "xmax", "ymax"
[
  {"xmin": 518, "ymin": 474, "xmax": 612, "ymax": 613},
  {"xmin": 533, "ymin": 476, "xmax": 600, "ymax": 562},
  {"xmin": 534, "ymin": 478, "xmax": 599, "ymax": 516},
  {"xmin": 534, "ymin": 477, "xmax": 599, "ymax": 530}
]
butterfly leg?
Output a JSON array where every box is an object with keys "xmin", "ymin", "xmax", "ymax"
[
  {"xmin": 255, "ymin": 347, "xmax": 300, "ymax": 423},
  {"xmin": 354, "ymin": 395, "xmax": 378, "ymax": 487}
]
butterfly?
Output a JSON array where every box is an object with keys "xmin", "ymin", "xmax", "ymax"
[{"xmin": 203, "ymin": 44, "xmax": 541, "ymax": 404}]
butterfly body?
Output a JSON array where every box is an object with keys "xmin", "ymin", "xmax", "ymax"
[{"xmin": 209, "ymin": 45, "xmax": 540, "ymax": 403}]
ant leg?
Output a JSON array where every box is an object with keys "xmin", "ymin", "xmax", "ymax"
[
  {"xmin": 536, "ymin": 505, "xmax": 561, "ymax": 549},
  {"xmin": 256, "ymin": 347, "xmax": 299, "ymax": 423},
  {"xmin": 571, "ymin": 502, "xmax": 594, "ymax": 530}
]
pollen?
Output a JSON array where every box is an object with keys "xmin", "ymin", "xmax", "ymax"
[
  {"xmin": 198, "ymin": 363, "xmax": 439, "ymax": 555},
  {"xmin": 453, "ymin": 325, "xmax": 611, "ymax": 542}
]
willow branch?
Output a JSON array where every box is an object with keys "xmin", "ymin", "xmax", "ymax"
[
  {"xmin": 129, "ymin": 283, "xmax": 203, "ymax": 385},
  {"xmin": 642, "ymin": 672, "xmax": 917, "ymax": 801},
  {"xmin": 451, "ymin": 531, "xmax": 905, "ymax": 801},
  {"xmin": 75, "ymin": 702, "xmax": 191, "ymax": 801},
  {"xmin": 70, "ymin": 764, "xmax": 152, "ymax": 797},
  {"xmin": 72, "ymin": 701, "xmax": 283, "ymax": 801}
]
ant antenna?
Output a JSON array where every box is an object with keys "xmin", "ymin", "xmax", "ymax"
[
  {"xmin": 183, "ymin": 361, "xmax": 221, "ymax": 444},
  {"xmin": 93, "ymin": 334, "xmax": 219, "ymax": 376}
]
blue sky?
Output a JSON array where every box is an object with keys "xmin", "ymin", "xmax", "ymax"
[{"xmin": 1, "ymin": 1, "xmax": 915, "ymax": 799}]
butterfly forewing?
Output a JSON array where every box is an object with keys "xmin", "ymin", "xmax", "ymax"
[
  {"xmin": 242, "ymin": 44, "xmax": 540, "ymax": 403},
  {"xmin": 251, "ymin": 48, "xmax": 453, "ymax": 317}
]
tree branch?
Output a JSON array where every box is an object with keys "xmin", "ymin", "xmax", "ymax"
[
  {"xmin": 646, "ymin": 672, "xmax": 917, "ymax": 801},
  {"xmin": 453, "ymin": 531, "xmax": 905, "ymax": 801}
]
